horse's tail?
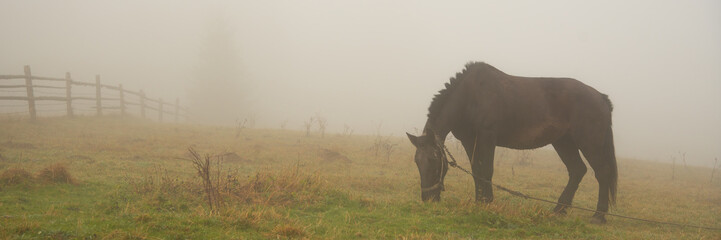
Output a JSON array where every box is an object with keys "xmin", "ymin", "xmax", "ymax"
[
  {"xmin": 602, "ymin": 93, "xmax": 617, "ymax": 206},
  {"xmin": 606, "ymin": 127, "xmax": 618, "ymax": 206}
]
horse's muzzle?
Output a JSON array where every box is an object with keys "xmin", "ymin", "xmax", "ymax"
[{"xmin": 421, "ymin": 182, "xmax": 443, "ymax": 202}]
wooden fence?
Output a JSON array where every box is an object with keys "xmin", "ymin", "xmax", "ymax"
[{"xmin": 0, "ymin": 65, "xmax": 187, "ymax": 121}]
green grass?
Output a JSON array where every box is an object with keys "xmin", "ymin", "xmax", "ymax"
[{"xmin": 0, "ymin": 116, "xmax": 719, "ymax": 239}]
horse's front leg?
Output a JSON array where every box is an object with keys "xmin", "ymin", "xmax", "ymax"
[{"xmin": 463, "ymin": 136, "xmax": 496, "ymax": 203}]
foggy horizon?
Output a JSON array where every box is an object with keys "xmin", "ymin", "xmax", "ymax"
[{"xmin": 1, "ymin": 1, "xmax": 719, "ymax": 167}]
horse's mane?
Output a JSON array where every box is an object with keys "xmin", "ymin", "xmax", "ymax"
[{"xmin": 427, "ymin": 62, "xmax": 503, "ymax": 121}]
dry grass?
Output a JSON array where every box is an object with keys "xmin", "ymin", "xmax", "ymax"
[
  {"xmin": 0, "ymin": 167, "xmax": 34, "ymax": 185},
  {"xmin": 36, "ymin": 163, "xmax": 76, "ymax": 184},
  {"xmin": 13, "ymin": 219, "xmax": 40, "ymax": 235},
  {"xmin": 1, "ymin": 117, "xmax": 719, "ymax": 239},
  {"xmin": 1, "ymin": 141, "xmax": 36, "ymax": 149},
  {"xmin": 397, "ymin": 233, "xmax": 435, "ymax": 240},
  {"xmin": 134, "ymin": 213, "xmax": 152, "ymax": 223},
  {"xmin": 219, "ymin": 207, "xmax": 259, "ymax": 230},
  {"xmin": 272, "ymin": 223, "xmax": 306, "ymax": 238},
  {"xmin": 230, "ymin": 168, "xmax": 325, "ymax": 206},
  {"xmin": 125, "ymin": 152, "xmax": 327, "ymax": 210},
  {"xmin": 101, "ymin": 229, "xmax": 149, "ymax": 240}
]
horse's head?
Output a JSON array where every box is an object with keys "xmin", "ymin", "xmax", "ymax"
[{"xmin": 406, "ymin": 130, "xmax": 448, "ymax": 202}]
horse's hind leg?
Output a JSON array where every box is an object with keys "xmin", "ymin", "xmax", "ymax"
[
  {"xmin": 580, "ymin": 144, "xmax": 612, "ymax": 224},
  {"xmin": 551, "ymin": 135, "xmax": 587, "ymax": 215}
]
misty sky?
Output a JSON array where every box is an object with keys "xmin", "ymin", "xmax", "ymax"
[{"xmin": 1, "ymin": 0, "xmax": 719, "ymax": 166}]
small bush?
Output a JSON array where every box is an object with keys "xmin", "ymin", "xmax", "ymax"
[
  {"xmin": 0, "ymin": 167, "xmax": 34, "ymax": 185},
  {"xmin": 37, "ymin": 163, "xmax": 76, "ymax": 184}
]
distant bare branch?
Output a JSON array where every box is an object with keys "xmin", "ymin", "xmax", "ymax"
[
  {"xmin": 315, "ymin": 113, "xmax": 327, "ymax": 138},
  {"xmin": 303, "ymin": 117, "xmax": 315, "ymax": 137}
]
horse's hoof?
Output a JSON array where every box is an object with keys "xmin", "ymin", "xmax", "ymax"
[
  {"xmin": 553, "ymin": 206, "xmax": 568, "ymax": 215},
  {"xmin": 590, "ymin": 215, "xmax": 607, "ymax": 224},
  {"xmin": 475, "ymin": 195, "xmax": 494, "ymax": 204}
]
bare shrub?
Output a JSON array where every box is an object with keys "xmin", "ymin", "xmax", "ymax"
[
  {"xmin": 342, "ymin": 124, "xmax": 354, "ymax": 137},
  {"xmin": 368, "ymin": 122, "xmax": 397, "ymax": 160},
  {"xmin": 679, "ymin": 151, "xmax": 687, "ymax": 169},
  {"xmin": 380, "ymin": 141, "xmax": 396, "ymax": 161},
  {"xmin": 0, "ymin": 167, "xmax": 33, "ymax": 185},
  {"xmin": 671, "ymin": 155, "xmax": 676, "ymax": 180},
  {"xmin": 235, "ymin": 118, "xmax": 247, "ymax": 139},
  {"xmin": 303, "ymin": 117, "xmax": 315, "ymax": 137},
  {"xmin": 37, "ymin": 163, "xmax": 75, "ymax": 184},
  {"xmin": 371, "ymin": 135, "xmax": 396, "ymax": 161},
  {"xmin": 316, "ymin": 113, "xmax": 327, "ymax": 138},
  {"xmin": 711, "ymin": 157, "xmax": 718, "ymax": 183},
  {"xmin": 188, "ymin": 147, "xmax": 222, "ymax": 212}
]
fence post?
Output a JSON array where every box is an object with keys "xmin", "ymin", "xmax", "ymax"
[
  {"xmin": 140, "ymin": 90, "xmax": 146, "ymax": 118},
  {"xmin": 119, "ymin": 84, "xmax": 125, "ymax": 116},
  {"xmin": 158, "ymin": 98, "xmax": 163, "ymax": 122},
  {"xmin": 24, "ymin": 66, "xmax": 36, "ymax": 120},
  {"xmin": 175, "ymin": 98, "xmax": 179, "ymax": 123},
  {"xmin": 95, "ymin": 75, "xmax": 102, "ymax": 116},
  {"xmin": 65, "ymin": 72, "xmax": 73, "ymax": 117}
]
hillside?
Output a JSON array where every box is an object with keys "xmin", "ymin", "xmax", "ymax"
[{"xmin": 0, "ymin": 117, "xmax": 719, "ymax": 239}]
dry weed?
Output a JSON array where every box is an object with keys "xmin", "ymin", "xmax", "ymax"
[
  {"xmin": 0, "ymin": 167, "xmax": 34, "ymax": 185},
  {"xmin": 37, "ymin": 163, "xmax": 75, "ymax": 184}
]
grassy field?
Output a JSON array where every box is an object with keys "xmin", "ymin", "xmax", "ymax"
[{"xmin": 0, "ymin": 116, "xmax": 719, "ymax": 239}]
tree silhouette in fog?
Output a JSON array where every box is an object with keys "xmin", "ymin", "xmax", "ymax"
[{"xmin": 188, "ymin": 17, "xmax": 250, "ymax": 125}]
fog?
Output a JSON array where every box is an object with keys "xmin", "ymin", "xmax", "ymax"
[{"xmin": 1, "ymin": 0, "xmax": 719, "ymax": 166}]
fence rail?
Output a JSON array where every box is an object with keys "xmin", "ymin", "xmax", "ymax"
[{"xmin": 0, "ymin": 65, "xmax": 188, "ymax": 121}]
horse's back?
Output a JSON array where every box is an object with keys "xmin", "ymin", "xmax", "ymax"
[{"xmin": 493, "ymin": 76, "xmax": 611, "ymax": 149}]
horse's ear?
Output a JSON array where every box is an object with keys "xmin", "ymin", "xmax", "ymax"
[{"xmin": 406, "ymin": 132, "xmax": 420, "ymax": 147}]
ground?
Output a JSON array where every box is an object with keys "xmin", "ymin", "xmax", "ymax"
[{"xmin": 0, "ymin": 116, "xmax": 719, "ymax": 239}]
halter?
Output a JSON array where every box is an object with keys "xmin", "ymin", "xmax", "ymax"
[
  {"xmin": 420, "ymin": 143, "xmax": 449, "ymax": 194},
  {"xmin": 420, "ymin": 135, "xmax": 477, "ymax": 195}
]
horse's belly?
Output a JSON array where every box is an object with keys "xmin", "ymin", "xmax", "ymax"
[{"xmin": 496, "ymin": 124, "xmax": 566, "ymax": 150}]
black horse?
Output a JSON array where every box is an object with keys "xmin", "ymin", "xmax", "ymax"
[{"xmin": 406, "ymin": 62, "xmax": 617, "ymax": 224}]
